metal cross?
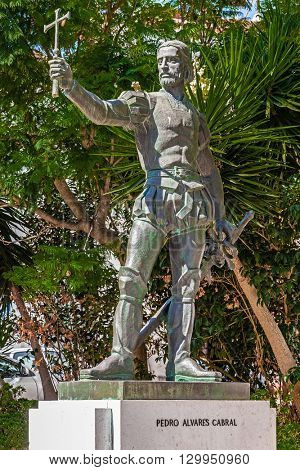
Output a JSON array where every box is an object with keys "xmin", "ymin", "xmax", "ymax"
[{"xmin": 44, "ymin": 9, "xmax": 71, "ymax": 98}]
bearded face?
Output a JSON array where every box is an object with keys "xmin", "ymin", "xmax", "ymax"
[{"xmin": 157, "ymin": 46, "xmax": 185, "ymax": 89}]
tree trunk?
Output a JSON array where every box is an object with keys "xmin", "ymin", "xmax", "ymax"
[
  {"xmin": 11, "ymin": 284, "xmax": 57, "ymax": 401},
  {"xmin": 233, "ymin": 257, "xmax": 300, "ymax": 416},
  {"xmin": 134, "ymin": 343, "xmax": 149, "ymax": 378}
]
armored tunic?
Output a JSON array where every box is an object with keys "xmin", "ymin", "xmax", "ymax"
[{"xmin": 64, "ymin": 83, "xmax": 214, "ymax": 236}]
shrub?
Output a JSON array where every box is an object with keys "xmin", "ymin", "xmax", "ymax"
[
  {"xmin": 251, "ymin": 387, "xmax": 300, "ymax": 450},
  {"xmin": 0, "ymin": 382, "xmax": 37, "ymax": 450}
]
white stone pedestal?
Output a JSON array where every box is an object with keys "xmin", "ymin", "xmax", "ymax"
[{"xmin": 29, "ymin": 397, "xmax": 276, "ymax": 450}]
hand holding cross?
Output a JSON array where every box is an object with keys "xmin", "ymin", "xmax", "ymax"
[{"xmin": 44, "ymin": 9, "xmax": 71, "ymax": 98}]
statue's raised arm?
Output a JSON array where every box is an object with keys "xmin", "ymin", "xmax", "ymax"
[{"xmin": 48, "ymin": 58, "xmax": 149, "ymax": 128}]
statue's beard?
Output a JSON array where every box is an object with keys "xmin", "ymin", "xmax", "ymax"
[
  {"xmin": 160, "ymin": 76, "xmax": 177, "ymax": 86},
  {"xmin": 159, "ymin": 73, "xmax": 183, "ymax": 88}
]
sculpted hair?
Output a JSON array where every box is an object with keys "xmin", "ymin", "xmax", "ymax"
[{"xmin": 157, "ymin": 40, "xmax": 194, "ymax": 83}]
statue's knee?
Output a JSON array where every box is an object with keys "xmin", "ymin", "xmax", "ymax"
[
  {"xmin": 171, "ymin": 268, "xmax": 200, "ymax": 302},
  {"xmin": 119, "ymin": 267, "xmax": 147, "ymax": 304}
]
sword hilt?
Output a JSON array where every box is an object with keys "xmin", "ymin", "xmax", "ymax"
[
  {"xmin": 52, "ymin": 48, "xmax": 60, "ymax": 98},
  {"xmin": 231, "ymin": 210, "xmax": 254, "ymax": 244},
  {"xmin": 202, "ymin": 210, "xmax": 254, "ymax": 282}
]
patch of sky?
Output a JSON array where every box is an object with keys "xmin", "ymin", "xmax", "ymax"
[{"xmin": 222, "ymin": 0, "xmax": 258, "ymax": 20}]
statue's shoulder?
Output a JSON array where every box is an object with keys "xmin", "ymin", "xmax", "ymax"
[
  {"xmin": 120, "ymin": 90, "xmax": 160, "ymax": 109},
  {"xmin": 118, "ymin": 89, "xmax": 147, "ymax": 103},
  {"xmin": 118, "ymin": 90, "xmax": 150, "ymax": 124}
]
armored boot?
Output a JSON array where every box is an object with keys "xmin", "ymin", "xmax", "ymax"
[
  {"xmin": 166, "ymin": 269, "xmax": 222, "ymax": 382},
  {"xmin": 80, "ymin": 267, "xmax": 147, "ymax": 380}
]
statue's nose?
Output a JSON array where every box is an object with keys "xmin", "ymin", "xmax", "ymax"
[{"xmin": 160, "ymin": 58, "xmax": 168, "ymax": 69}]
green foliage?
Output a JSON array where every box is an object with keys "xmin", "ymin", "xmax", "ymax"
[
  {"xmin": 0, "ymin": 382, "xmax": 37, "ymax": 450},
  {"xmin": 277, "ymin": 422, "xmax": 300, "ymax": 450},
  {"xmin": 238, "ymin": 173, "xmax": 299, "ymax": 364},
  {"xmin": 0, "ymin": 205, "xmax": 32, "ymax": 347},
  {"xmin": 0, "ymin": 206, "xmax": 32, "ymax": 295},
  {"xmin": 189, "ymin": 6, "xmax": 299, "ymax": 218},
  {"xmin": 4, "ymin": 245, "xmax": 117, "ymax": 296},
  {"xmin": 251, "ymin": 388, "xmax": 300, "ymax": 450},
  {"xmin": 3, "ymin": 245, "xmax": 119, "ymax": 379},
  {"xmin": 286, "ymin": 366, "xmax": 300, "ymax": 386},
  {"xmin": 0, "ymin": 305, "xmax": 15, "ymax": 349},
  {"xmin": 170, "ymin": 1, "xmax": 252, "ymax": 45},
  {"xmin": 17, "ymin": 288, "xmax": 119, "ymax": 381}
]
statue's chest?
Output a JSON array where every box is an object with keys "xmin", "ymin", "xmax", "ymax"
[{"xmin": 151, "ymin": 95, "xmax": 198, "ymax": 136}]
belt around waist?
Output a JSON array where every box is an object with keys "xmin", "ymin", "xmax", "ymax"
[
  {"xmin": 145, "ymin": 167, "xmax": 207, "ymax": 190},
  {"xmin": 147, "ymin": 167, "xmax": 200, "ymax": 178}
]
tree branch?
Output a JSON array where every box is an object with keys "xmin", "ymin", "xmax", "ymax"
[
  {"xmin": 35, "ymin": 207, "xmax": 117, "ymax": 244},
  {"xmin": 53, "ymin": 179, "xmax": 87, "ymax": 220},
  {"xmin": 233, "ymin": 256, "xmax": 300, "ymax": 417},
  {"xmin": 34, "ymin": 208, "xmax": 89, "ymax": 232},
  {"xmin": 3, "ymin": 186, "xmax": 118, "ymax": 246},
  {"xmin": 11, "ymin": 284, "xmax": 57, "ymax": 400}
]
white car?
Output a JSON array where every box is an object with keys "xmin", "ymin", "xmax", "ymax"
[
  {"xmin": 2, "ymin": 343, "xmax": 59, "ymax": 371},
  {"xmin": 0, "ymin": 354, "xmax": 44, "ymax": 400}
]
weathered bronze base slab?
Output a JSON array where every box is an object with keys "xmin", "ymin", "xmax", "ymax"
[
  {"xmin": 175, "ymin": 374, "xmax": 221, "ymax": 382},
  {"xmin": 58, "ymin": 380, "xmax": 250, "ymax": 401}
]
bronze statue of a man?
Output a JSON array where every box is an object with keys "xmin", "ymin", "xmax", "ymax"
[{"xmin": 49, "ymin": 40, "xmax": 232, "ymax": 382}]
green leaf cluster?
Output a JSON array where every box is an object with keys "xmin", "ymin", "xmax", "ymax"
[
  {"xmin": 0, "ymin": 382, "xmax": 37, "ymax": 450},
  {"xmin": 4, "ymin": 245, "xmax": 117, "ymax": 296}
]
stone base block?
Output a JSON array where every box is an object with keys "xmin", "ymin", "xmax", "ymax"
[
  {"xmin": 29, "ymin": 398, "xmax": 276, "ymax": 450},
  {"xmin": 58, "ymin": 380, "xmax": 250, "ymax": 401}
]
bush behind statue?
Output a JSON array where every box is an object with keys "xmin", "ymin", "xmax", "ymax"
[{"xmin": 0, "ymin": 382, "xmax": 37, "ymax": 450}]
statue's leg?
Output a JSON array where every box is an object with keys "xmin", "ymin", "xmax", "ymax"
[
  {"xmin": 167, "ymin": 228, "xmax": 222, "ymax": 382},
  {"xmin": 80, "ymin": 219, "xmax": 165, "ymax": 380},
  {"xmin": 111, "ymin": 219, "xmax": 165, "ymax": 360}
]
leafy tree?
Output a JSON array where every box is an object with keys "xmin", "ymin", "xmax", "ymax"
[
  {"xmin": 5, "ymin": 246, "xmax": 119, "ymax": 380},
  {"xmin": 0, "ymin": 203, "xmax": 58, "ymax": 398}
]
